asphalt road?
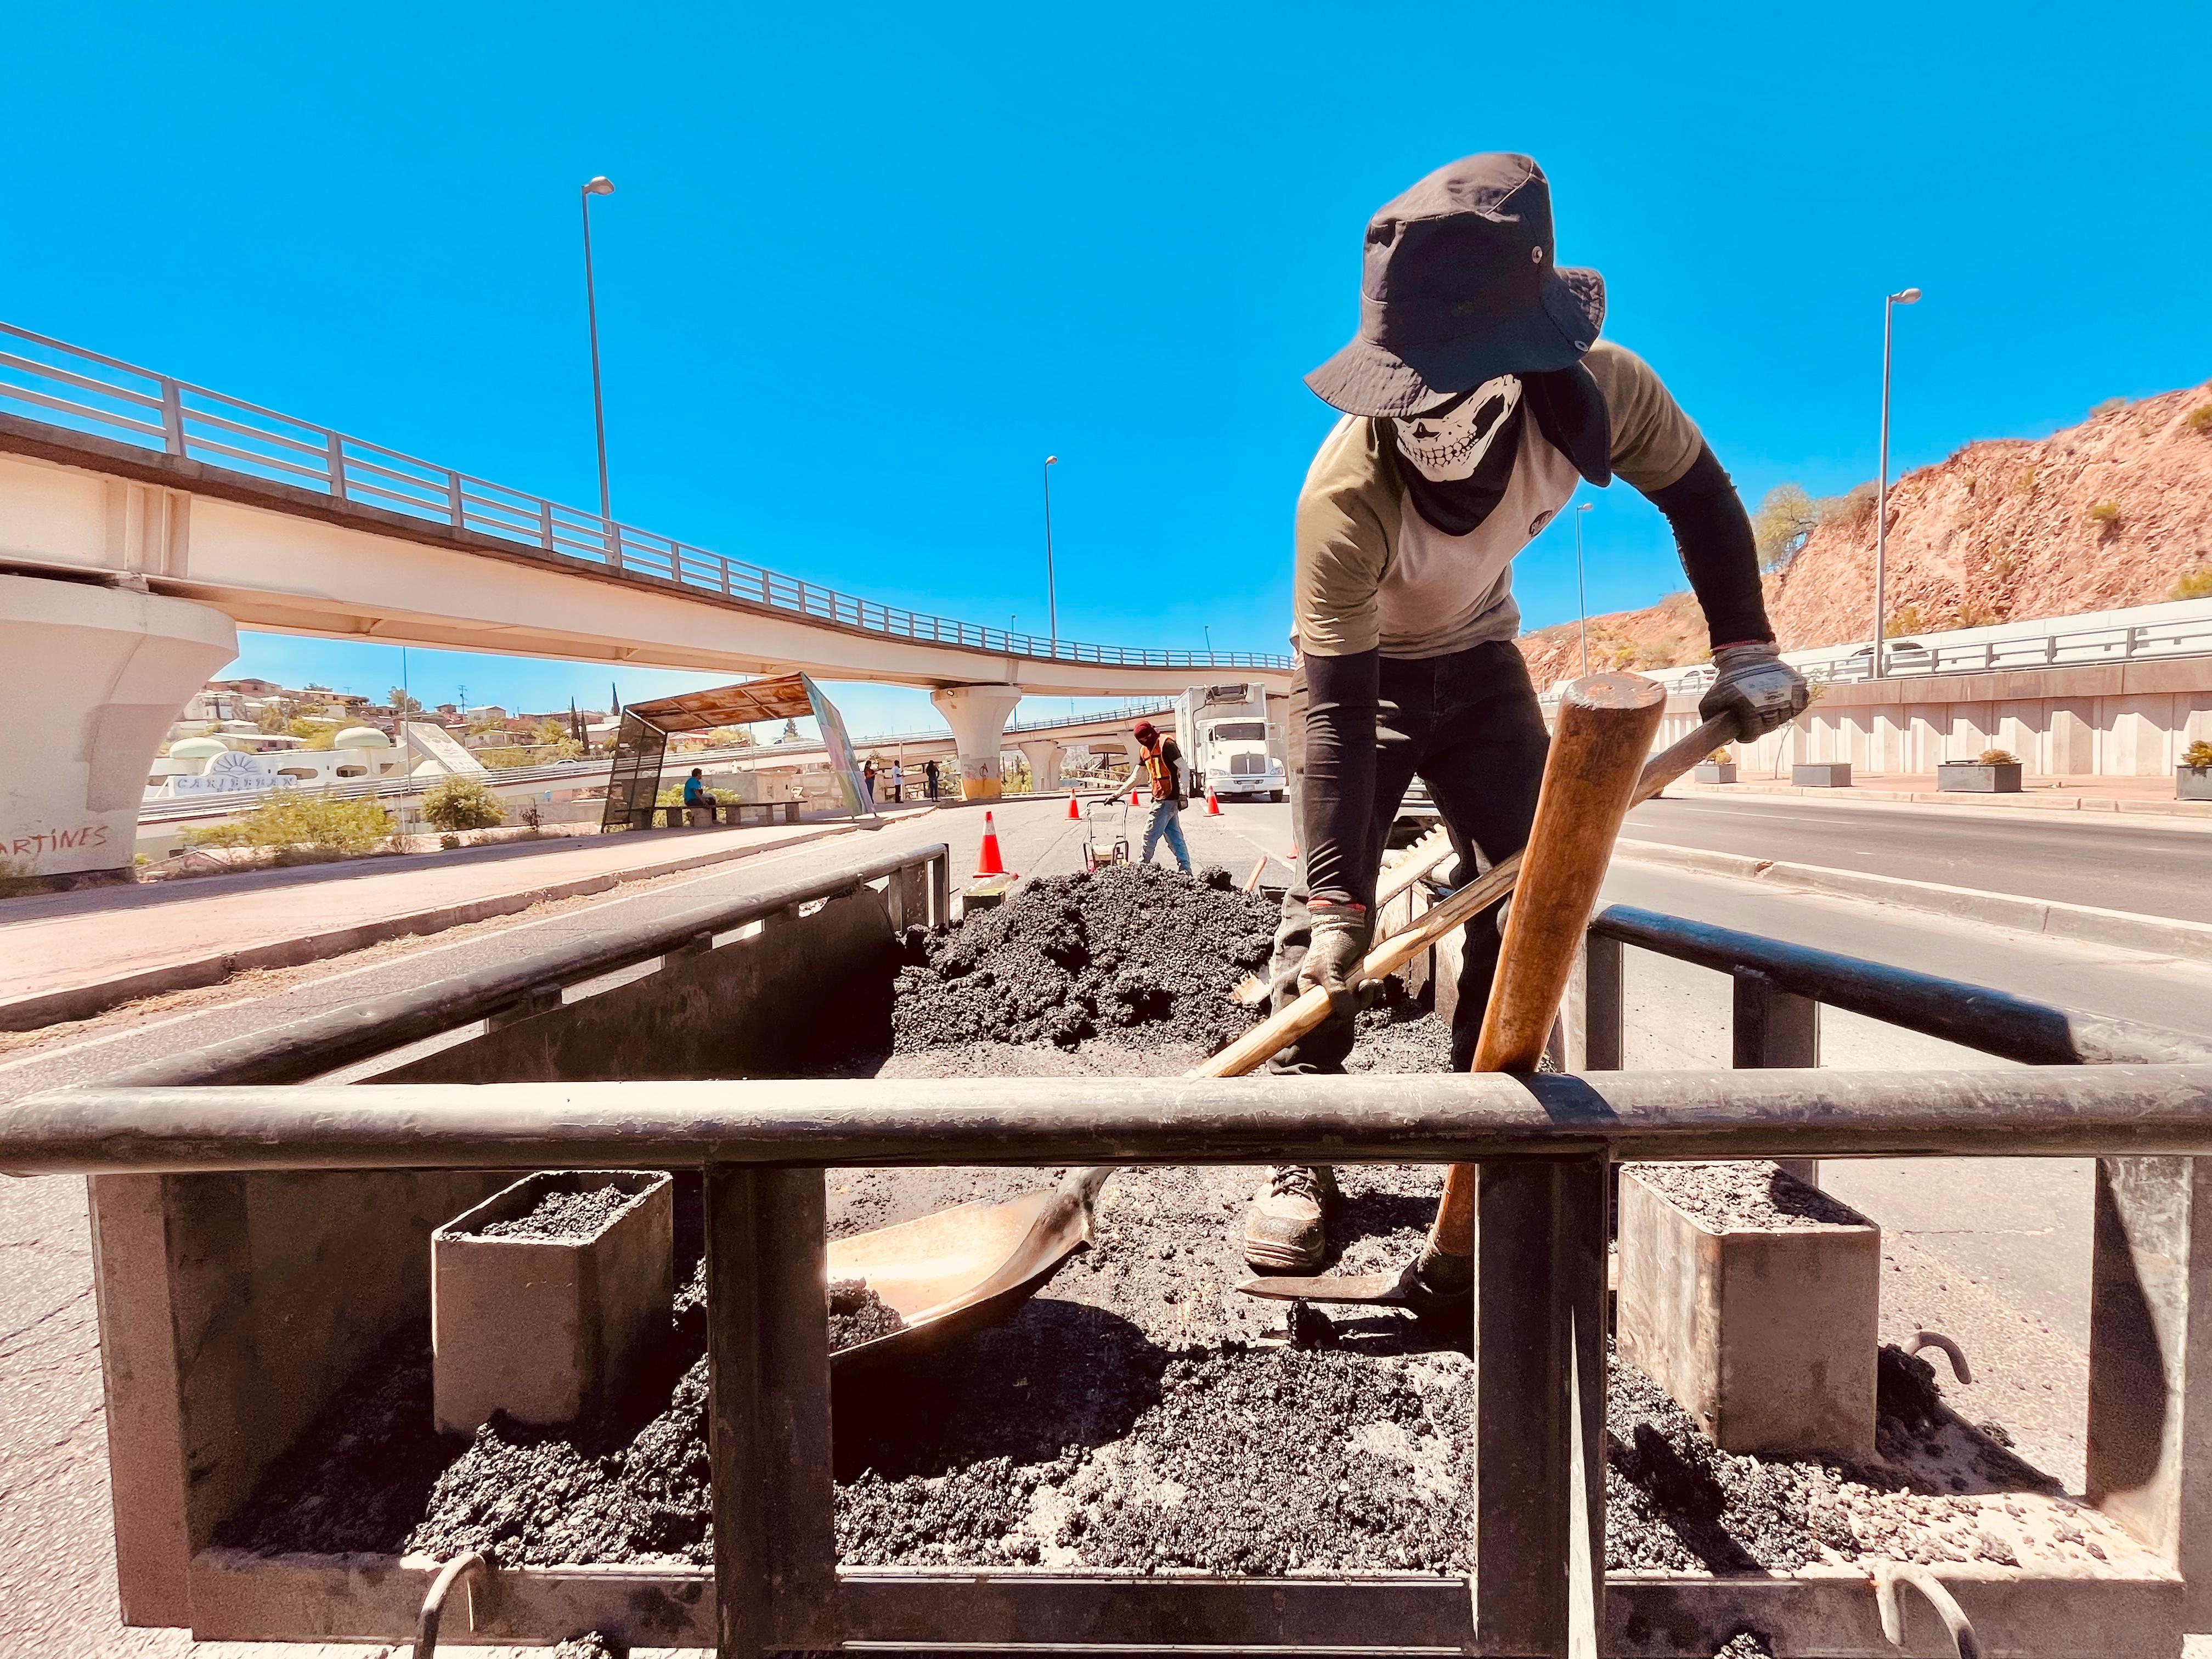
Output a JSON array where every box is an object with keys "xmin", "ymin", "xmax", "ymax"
[
  {"xmin": 1627, "ymin": 793, "xmax": 2212, "ymax": 921},
  {"xmin": 5, "ymin": 791, "xmax": 2210, "ymax": 1654}
]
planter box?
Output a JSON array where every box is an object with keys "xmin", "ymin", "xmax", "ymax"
[
  {"xmin": 1791, "ymin": 762, "xmax": 1851, "ymax": 788},
  {"xmin": 1939, "ymin": 761, "xmax": 2024, "ymax": 794},
  {"xmin": 432, "ymin": 1170, "xmax": 674, "ymax": 1434},
  {"xmin": 1692, "ymin": 763, "xmax": 1737, "ymax": 784},
  {"xmin": 2180, "ymin": 766, "xmax": 2212, "ymax": 803},
  {"xmin": 1615, "ymin": 1163, "xmax": 1880, "ymax": 1456}
]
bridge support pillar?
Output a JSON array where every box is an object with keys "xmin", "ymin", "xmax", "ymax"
[
  {"xmin": 0, "ymin": 573, "xmax": 238, "ymax": 884},
  {"xmin": 930, "ymin": 684, "xmax": 1023, "ymax": 802},
  {"xmin": 1016, "ymin": 738, "xmax": 1063, "ymax": 794}
]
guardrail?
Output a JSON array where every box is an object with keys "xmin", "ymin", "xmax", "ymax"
[
  {"xmin": 0, "ymin": 320, "xmax": 1290, "ymax": 674},
  {"xmin": 9, "ymin": 898, "xmax": 2211, "ymax": 1656},
  {"xmin": 1618, "ymin": 618, "xmax": 2212, "ymax": 701}
]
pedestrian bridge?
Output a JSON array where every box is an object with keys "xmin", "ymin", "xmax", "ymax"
[{"xmin": 0, "ymin": 323, "xmax": 1285, "ymax": 874}]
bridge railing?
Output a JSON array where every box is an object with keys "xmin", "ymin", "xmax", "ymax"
[{"xmin": 0, "ymin": 321, "xmax": 1291, "ymax": 674}]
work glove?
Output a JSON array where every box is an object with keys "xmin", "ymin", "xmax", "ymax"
[
  {"xmin": 1700, "ymin": 641, "xmax": 1810, "ymax": 741},
  {"xmin": 1299, "ymin": 905, "xmax": 1376, "ymax": 1020}
]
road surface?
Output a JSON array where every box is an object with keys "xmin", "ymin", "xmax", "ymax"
[{"xmin": 1628, "ymin": 793, "xmax": 2212, "ymax": 921}]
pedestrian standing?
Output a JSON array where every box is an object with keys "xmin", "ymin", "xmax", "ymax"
[
  {"xmin": 1131, "ymin": 719, "xmax": 1192, "ymax": 873},
  {"xmin": 890, "ymin": 760, "xmax": 905, "ymax": 804},
  {"xmin": 1242, "ymin": 153, "xmax": 1808, "ymax": 1292},
  {"xmin": 924, "ymin": 758, "xmax": 940, "ymax": 799},
  {"xmin": 862, "ymin": 757, "xmax": 878, "ymax": 802}
]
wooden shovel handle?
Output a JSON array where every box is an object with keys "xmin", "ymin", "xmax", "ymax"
[
  {"xmin": 1425, "ymin": 674, "xmax": 1669, "ymax": 1255},
  {"xmin": 1195, "ymin": 706, "xmax": 1729, "ymax": 1082}
]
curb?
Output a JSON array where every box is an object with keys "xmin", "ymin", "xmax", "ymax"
[
  {"xmin": 1665, "ymin": 778, "xmax": 2212, "ymax": 822},
  {"xmin": 1615, "ymin": 839, "xmax": 2212, "ymax": 965},
  {"xmin": 0, "ymin": 820, "xmax": 864, "ymax": 1032}
]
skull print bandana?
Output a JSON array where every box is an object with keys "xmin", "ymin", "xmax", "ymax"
[{"xmin": 1393, "ymin": 374, "xmax": 1522, "ymax": 482}]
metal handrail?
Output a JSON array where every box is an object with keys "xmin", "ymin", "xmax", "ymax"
[
  {"xmin": 0, "ymin": 320, "xmax": 1291, "ymax": 673},
  {"xmin": 84, "ymin": 838, "xmax": 952, "ymax": 1092},
  {"xmin": 1557, "ymin": 618, "xmax": 2212, "ymax": 703},
  {"xmin": 9, "ymin": 1066, "xmax": 2212, "ymax": 1177}
]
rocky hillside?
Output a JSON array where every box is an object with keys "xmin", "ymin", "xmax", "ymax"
[{"xmin": 1519, "ymin": 380, "xmax": 2212, "ymax": 690}]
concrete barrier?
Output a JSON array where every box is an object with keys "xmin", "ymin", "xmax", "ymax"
[
  {"xmin": 432, "ymin": 1170, "xmax": 674, "ymax": 1434},
  {"xmin": 1616, "ymin": 1163, "xmax": 1880, "ymax": 1456}
]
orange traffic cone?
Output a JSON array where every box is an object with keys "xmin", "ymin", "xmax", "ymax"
[
  {"xmin": 975, "ymin": 811, "xmax": 1009, "ymax": 877},
  {"xmin": 1128, "ymin": 784, "xmax": 1141, "ymax": 808},
  {"xmin": 1066, "ymin": 791, "xmax": 1080, "ymax": 820},
  {"xmin": 1206, "ymin": 787, "xmax": 1222, "ymax": 816}
]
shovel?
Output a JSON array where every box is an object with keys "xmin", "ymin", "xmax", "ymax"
[{"xmin": 830, "ymin": 690, "xmax": 1733, "ymax": 1360}]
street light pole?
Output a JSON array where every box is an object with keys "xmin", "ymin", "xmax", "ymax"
[
  {"xmin": 1042, "ymin": 455, "xmax": 1059, "ymax": 658},
  {"xmin": 1871, "ymin": 285, "xmax": 1921, "ymax": 680},
  {"xmin": 1573, "ymin": 501, "xmax": 1594, "ymax": 677},
  {"xmin": 580, "ymin": 176, "xmax": 617, "ymax": 523}
]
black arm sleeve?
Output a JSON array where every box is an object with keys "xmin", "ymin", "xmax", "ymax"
[
  {"xmin": 1644, "ymin": 444, "xmax": 1774, "ymax": 647},
  {"xmin": 1298, "ymin": 647, "xmax": 1382, "ymax": 911}
]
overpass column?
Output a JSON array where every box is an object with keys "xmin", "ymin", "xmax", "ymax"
[
  {"xmin": 1017, "ymin": 738, "xmax": 1063, "ymax": 793},
  {"xmin": 930, "ymin": 684, "xmax": 1023, "ymax": 802},
  {"xmin": 1, "ymin": 573, "xmax": 238, "ymax": 884}
]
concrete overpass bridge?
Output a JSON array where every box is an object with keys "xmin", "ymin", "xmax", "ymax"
[{"xmin": 0, "ymin": 323, "xmax": 1286, "ymax": 878}]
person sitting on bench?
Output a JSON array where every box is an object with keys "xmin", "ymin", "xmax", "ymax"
[{"xmin": 681, "ymin": 768, "xmax": 718, "ymax": 816}]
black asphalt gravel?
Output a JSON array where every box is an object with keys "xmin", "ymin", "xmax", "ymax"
[
  {"xmin": 1631, "ymin": 1160, "xmax": 1872, "ymax": 1232},
  {"xmin": 894, "ymin": 862, "xmax": 1275, "ymax": 1052},
  {"xmin": 469, "ymin": 1183, "xmax": 638, "ymax": 1240}
]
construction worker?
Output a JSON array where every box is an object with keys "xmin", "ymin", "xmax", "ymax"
[
  {"xmin": 1131, "ymin": 719, "xmax": 1192, "ymax": 873},
  {"xmin": 1242, "ymin": 154, "xmax": 1808, "ymax": 1283}
]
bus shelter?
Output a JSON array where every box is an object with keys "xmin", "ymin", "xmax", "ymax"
[{"xmin": 599, "ymin": 673, "xmax": 874, "ymax": 832}]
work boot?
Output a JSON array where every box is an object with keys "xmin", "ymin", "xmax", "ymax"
[
  {"xmin": 1242, "ymin": 1165, "xmax": 1338, "ymax": 1272},
  {"xmin": 1394, "ymin": 1242, "xmax": 1473, "ymax": 1323}
]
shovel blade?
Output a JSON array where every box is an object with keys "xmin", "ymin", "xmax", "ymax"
[{"xmin": 1236, "ymin": 1271, "xmax": 1412, "ymax": 1307}]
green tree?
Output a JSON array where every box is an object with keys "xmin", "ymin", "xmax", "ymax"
[
  {"xmin": 389, "ymin": 687, "xmax": 424, "ymax": 716},
  {"xmin": 419, "ymin": 775, "xmax": 507, "ymax": 832},
  {"xmin": 1751, "ymin": 484, "xmax": 1819, "ymax": 571}
]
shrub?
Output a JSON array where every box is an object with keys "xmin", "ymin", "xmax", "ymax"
[
  {"xmin": 2089, "ymin": 500, "xmax": 2122, "ymax": 526},
  {"xmin": 1951, "ymin": 597, "xmax": 2001, "ymax": 629},
  {"xmin": 2183, "ymin": 740, "xmax": 2212, "ymax": 771},
  {"xmin": 2186, "ymin": 403, "xmax": 2212, "ymax": 436},
  {"xmin": 1707, "ymin": 748, "xmax": 1733, "ymax": 765},
  {"xmin": 1976, "ymin": 749, "xmax": 2019, "ymax": 766},
  {"xmin": 182, "ymin": 793, "xmax": 396, "ymax": 857},
  {"xmin": 1886, "ymin": 603, "xmax": 1928, "ymax": 637},
  {"xmin": 419, "ymin": 775, "xmax": 507, "ymax": 833},
  {"xmin": 2171, "ymin": 567, "xmax": 2212, "ymax": 601}
]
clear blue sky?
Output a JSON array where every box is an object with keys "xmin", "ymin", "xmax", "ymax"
[{"xmin": 7, "ymin": 3, "xmax": 2207, "ymax": 735}]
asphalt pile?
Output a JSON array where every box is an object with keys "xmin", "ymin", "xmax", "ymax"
[
  {"xmin": 469, "ymin": 1183, "xmax": 639, "ymax": 1241},
  {"xmin": 893, "ymin": 864, "xmax": 1276, "ymax": 1052}
]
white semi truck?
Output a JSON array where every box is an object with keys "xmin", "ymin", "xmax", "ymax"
[{"xmin": 1172, "ymin": 683, "xmax": 1287, "ymax": 803}]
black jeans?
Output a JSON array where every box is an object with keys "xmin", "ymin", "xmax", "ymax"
[{"xmin": 1268, "ymin": 639, "xmax": 1550, "ymax": 1073}]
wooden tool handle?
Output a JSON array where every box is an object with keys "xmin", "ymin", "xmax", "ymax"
[
  {"xmin": 1426, "ymin": 674, "xmax": 1669, "ymax": 1255},
  {"xmin": 1195, "ymin": 707, "xmax": 1730, "ymax": 1082}
]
